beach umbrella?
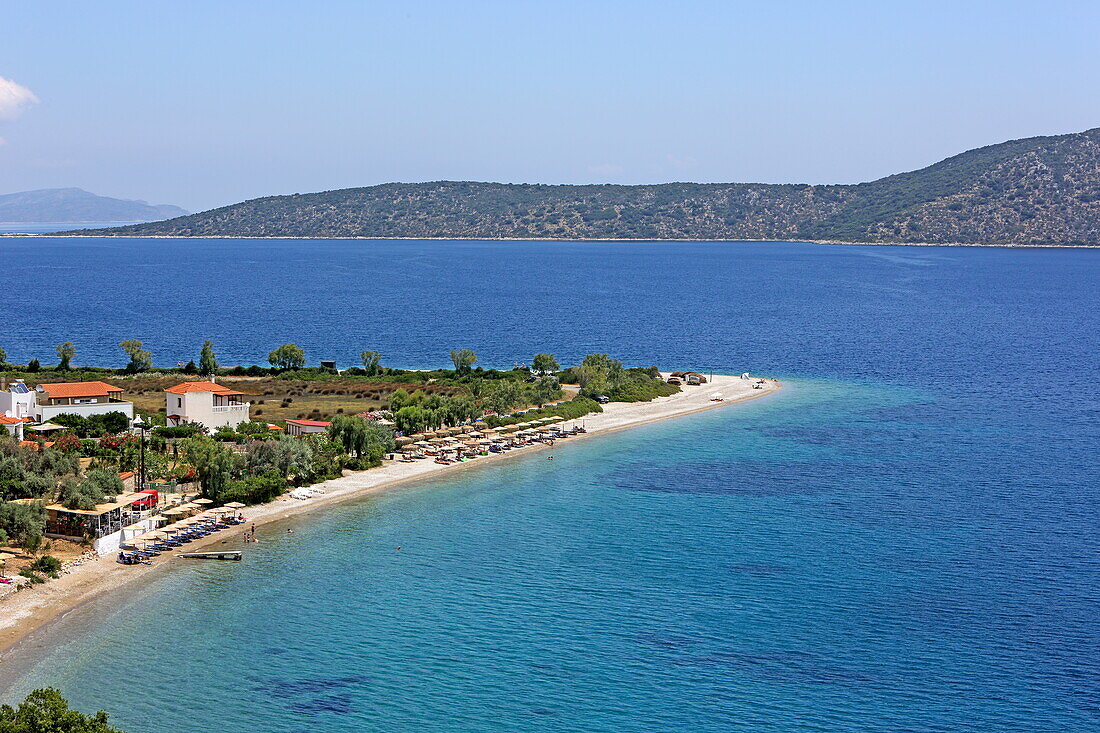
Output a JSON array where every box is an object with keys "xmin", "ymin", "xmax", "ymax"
[
  {"xmin": 224, "ymin": 501, "xmax": 246, "ymax": 509},
  {"xmin": 193, "ymin": 498, "xmax": 214, "ymax": 506}
]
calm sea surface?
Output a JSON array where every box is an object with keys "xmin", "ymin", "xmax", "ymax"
[{"xmin": 2, "ymin": 239, "xmax": 1098, "ymax": 731}]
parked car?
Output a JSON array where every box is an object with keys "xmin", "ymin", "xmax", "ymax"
[{"xmin": 593, "ymin": 394, "xmax": 610, "ymax": 404}]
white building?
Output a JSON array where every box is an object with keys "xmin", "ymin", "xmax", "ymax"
[
  {"xmin": 35, "ymin": 381, "xmax": 135, "ymax": 422},
  {"xmin": 0, "ymin": 378, "xmax": 134, "ymax": 423},
  {"xmin": 284, "ymin": 418, "xmax": 330, "ymax": 436},
  {"xmin": 0, "ymin": 379, "xmax": 37, "ymax": 421},
  {"xmin": 165, "ymin": 381, "xmax": 250, "ymax": 431}
]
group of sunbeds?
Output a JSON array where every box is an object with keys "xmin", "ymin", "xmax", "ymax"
[
  {"xmin": 399, "ymin": 423, "xmax": 588, "ymax": 465},
  {"xmin": 117, "ymin": 513, "xmax": 246, "ymax": 565}
]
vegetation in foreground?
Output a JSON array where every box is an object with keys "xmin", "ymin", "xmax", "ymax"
[{"xmin": 0, "ymin": 688, "xmax": 123, "ymax": 733}]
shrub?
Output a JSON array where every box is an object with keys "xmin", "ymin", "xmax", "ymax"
[
  {"xmin": 18, "ymin": 569, "xmax": 45, "ymax": 584},
  {"xmin": 154, "ymin": 425, "xmax": 202, "ymax": 439},
  {"xmin": 30, "ymin": 554, "xmax": 61, "ymax": 575},
  {"xmin": 484, "ymin": 396, "xmax": 603, "ymax": 427},
  {"xmin": 0, "ymin": 688, "xmax": 125, "ymax": 732},
  {"xmin": 222, "ymin": 471, "xmax": 288, "ymax": 505},
  {"xmin": 52, "ymin": 434, "xmax": 82, "ymax": 453}
]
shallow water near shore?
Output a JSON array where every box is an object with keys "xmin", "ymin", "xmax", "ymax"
[{"xmin": 2, "ymin": 240, "xmax": 1098, "ymax": 730}]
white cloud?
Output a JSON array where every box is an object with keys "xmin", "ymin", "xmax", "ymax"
[{"xmin": 0, "ymin": 76, "xmax": 39, "ymax": 121}]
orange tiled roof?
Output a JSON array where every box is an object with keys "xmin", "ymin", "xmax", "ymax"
[
  {"xmin": 38, "ymin": 381, "xmax": 123, "ymax": 399},
  {"xmin": 164, "ymin": 381, "xmax": 243, "ymax": 396},
  {"xmin": 0, "ymin": 416, "xmax": 32, "ymax": 425}
]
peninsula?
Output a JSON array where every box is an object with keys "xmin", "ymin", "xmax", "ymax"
[
  {"xmin": 0, "ymin": 345, "xmax": 780, "ymax": 661},
  {"xmin": 68, "ymin": 128, "xmax": 1100, "ymax": 246}
]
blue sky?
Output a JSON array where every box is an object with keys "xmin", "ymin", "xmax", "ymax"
[{"xmin": 2, "ymin": 0, "xmax": 1099, "ymax": 211}]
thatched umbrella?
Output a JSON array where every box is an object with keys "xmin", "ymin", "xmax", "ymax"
[{"xmin": 395, "ymin": 437, "xmax": 415, "ymax": 447}]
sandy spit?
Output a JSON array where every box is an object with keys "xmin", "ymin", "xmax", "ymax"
[{"xmin": 0, "ymin": 374, "xmax": 779, "ymax": 673}]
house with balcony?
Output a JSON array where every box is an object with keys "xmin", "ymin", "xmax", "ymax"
[
  {"xmin": 3, "ymin": 380, "xmax": 136, "ymax": 423},
  {"xmin": 165, "ymin": 381, "xmax": 250, "ymax": 431}
]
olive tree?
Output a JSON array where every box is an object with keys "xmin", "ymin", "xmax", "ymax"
[
  {"xmin": 532, "ymin": 353, "xmax": 559, "ymax": 375},
  {"xmin": 180, "ymin": 435, "xmax": 236, "ymax": 501},
  {"xmin": 449, "ymin": 348, "xmax": 478, "ymax": 374},
  {"xmin": 56, "ymin": 341, "xmax": 76, "ymax": 371},
  {"xmin": 359, "ymin": 350, "xmax": 382, "ymax": 376},
  {"xmin": 120, "ymin": 339, "xmax": 152, "ymax": 373},
  {"xmin": 576, "ymin": 353, "xmax": 624, "ymax": 396},
  {"xmin": 268, "ymin": 343, "xmax": 306, "ymax": 370}
]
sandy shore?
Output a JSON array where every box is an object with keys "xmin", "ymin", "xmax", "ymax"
[{"xmin": 0, "ymin": 374, "xmax": 779, "ymax": 669}]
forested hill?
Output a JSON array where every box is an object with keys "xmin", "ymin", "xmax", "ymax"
[{"xmin": 76, "ymin": 128, "xmax": 1100, "ymax": 245}]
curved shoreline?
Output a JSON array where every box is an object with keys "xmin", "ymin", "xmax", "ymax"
[{"xmin": 0, "ymin": 374, "xmax": 780, "ymax": 686}]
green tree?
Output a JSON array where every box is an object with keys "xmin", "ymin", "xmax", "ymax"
[
  {"xmin": 26, "ymin": 358, "xmax": 40, "ymax": 373},
  {"xmin": 532, "ymin": 353, "xmax": 559, "ymax": 375},
  {"xmin": 302, "ymin": 435, "xmax": 343, "ymax": 482},
  {"xmin": 392, "ymin": 405, "xmax": 429, "ymax": 435},
  {"xmin": 0, "ymin": 347, "xmax": 6, "ymax": 365},
  {"xmin": 480, "ymin": 380, "xmax": 525, "ymax": 415},
  {"xmin": 359, "ymin": 350, "xmax": 382, "ymax": 376},
  {"xmin": 576, "ymin": 353, "xmax": 624, "ymax": 396},
  {"xmin": 119, "ymin": 340, "xmax": 152, "ymax": 373},
  {"xmin": 449, "ymin": 348, "xmax": 478, "ymax": 374},
  {"xmin": 199, "ymin": 340, "xmax": 218, "ymax": 375},
  {"xmin": 19, "ymin": 527, "xmax": 43, "ymax": 557},
  {"xmin": 180, "ymin": 435, "xmax": 235, "ymax": 501},
  {"xmin": 533, "ymin": 376, "xmax": 561, "ymax": 407},
  {"xmin": 0, "ymin": 687, "xmax": 124, "ymax": 732},
  {"xmin": 387, "ymin": 388, "xmax": 411, "ymax": 412},
  {"xmin": 245, "ymin": 436, "xmax": 312, "ymax": 482},
  {"xmin": 268, "ymin": 343, "xmax": 306, "ymax": 370},
  {"xmin": 56, "ymin": 342, "xmax": 76, "ymax": 371},
  {"xmin": 0, "ymin": 500, "xmax": 45, "ymax": 550},
  {"xmin": 329, "ymin": 415, "xmax": 395, "ymax": 462}
]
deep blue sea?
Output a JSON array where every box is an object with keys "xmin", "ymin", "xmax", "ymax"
[{"xmin": 2, "ymin": 239, "xmax": 1098, "ymax": 732}]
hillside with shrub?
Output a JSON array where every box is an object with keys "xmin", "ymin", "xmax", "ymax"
[{"xmin": 73, "ymin": 128, "xmax": 1100, "ymax": 245}]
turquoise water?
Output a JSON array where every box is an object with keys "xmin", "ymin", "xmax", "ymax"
[{"xmin": 1, "ymin": 240, "xmax": 1098, "ymax": 730}]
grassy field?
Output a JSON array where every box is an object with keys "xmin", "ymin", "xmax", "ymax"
[{"xmin": 25, "ymin": 375, "xmax": 464, "ymax": 424}]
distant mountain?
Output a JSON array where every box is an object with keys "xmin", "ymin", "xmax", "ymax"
[
  {"xmin": 0, "ymin": 188, "xmax": 188, "ymax": 224},
  {"xmin": 74, "ymin": 129, "xmax": 1100, "ymax": 245}
]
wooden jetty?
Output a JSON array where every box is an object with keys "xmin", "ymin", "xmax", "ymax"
[{"xmin": 177, "ymin": 550, "xmax": 242, "ymax": 561}]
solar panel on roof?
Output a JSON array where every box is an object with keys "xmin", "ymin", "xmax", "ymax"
[{"xmin": 9, "ymin": 384, "xmax": 29, "ymax": 393}]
